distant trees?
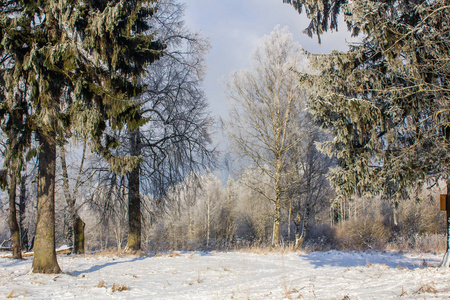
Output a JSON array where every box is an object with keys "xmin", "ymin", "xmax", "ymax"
[
  {"xmin": 152, "ymin": 172, "xmax": 230, "ymax": 249},
  {"xmin": 225, "ymin": 26, "xmax": 317, "ymax": 246},
  {"xmin": 0, "ymin": 0, "xmax": 163, "ymax": 272}
]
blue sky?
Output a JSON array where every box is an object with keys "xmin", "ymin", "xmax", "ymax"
[{"xmin": 183, "ymin": 0, "xmax": 355, "ymax": 121}]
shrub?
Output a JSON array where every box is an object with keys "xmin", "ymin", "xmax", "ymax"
[
  {"xmin": 336, "ymin": 214, "xmax": 390, "ymax": 251},
  {"xmin": 304, "ymin": 223, "xmax": 337, "ymax": 251}
]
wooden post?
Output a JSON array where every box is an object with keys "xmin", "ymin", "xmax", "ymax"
[
  {"xmin": 441, "ymin": 194, "xmax": 447, "ymax": 211},
  {"xmin": 447, "ymin": 190, "xmax": 450, "ymax": 259},
  {"xmin": 442, "ymin": 185, "xmax": 450, "ymax": 267}
]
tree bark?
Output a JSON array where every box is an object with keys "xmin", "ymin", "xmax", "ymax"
[
  {"xmin": 295, "ymin": 201, "xmax": 312, "ymax": 249},
  {"xmin": 392, "ymin": 201, "xmax": 399, "ymax": 227},
  {"xmin": 272, "ymin": 187, "xmax": 281, "ymax": 246},
  {"xmin": 127, "ymin": 129, "xmax": 141, "ymax": 251},
  {"xmin": 8, "ymin": 171, "xmax": 22, "ymax": 259},
  {"xmin": 294, "ymin": 213, "xmax": 304, "ymax": 249},
  {"xmin": 442, "ymin": 180, "xmax": 450, "ymax": 268},
  {"xmin": 32, "ymin": 132, "xmax": 61, "ymax": 274},
  {"xmin": 60, "ymin": 145, "xmax": 86, "ymax": 254},
  {"xmin": 19, "ymin": 175, "xmax": 28, "ymax": 251},
  {"xmin": 74, "ymin": 216, "xmax": 85, "ymax": 254}
]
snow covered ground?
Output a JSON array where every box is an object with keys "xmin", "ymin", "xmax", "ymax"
[{"xmin": 1, "ymin": 250, "xmax": 449, "ymax": 299}]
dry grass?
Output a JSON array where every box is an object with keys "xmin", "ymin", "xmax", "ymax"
[
  {"xmin": 168, "ymin": 251, "xmax": 181, "ymax": 257},
  {"xmin": 6, "ymin": 290, "xmax": 15, "ymax": 298},
  {"xmin": 111, "ymin": 283, "xmax": 129, "ymax": 292},
  {"xmin": 336, "ymin": 215, "xmax": 389, "ymax": 251},
  {"xmin": 234, "ymin": 243, "xmax": 302, "ymax": 255},
  {"xmin": 414, "ymin": 282, "xmax": 438, "ymax": 295},
  {"xmin": 95, "ymin": 280, "xmax": 106, "ymax": 288},
  {"xmin": 386, "ymin": 234, "xmax": 446, "ymax": 253},
  {"xmin": 87, "ymin": 249, "xmax": 146, "ymax": 258}
]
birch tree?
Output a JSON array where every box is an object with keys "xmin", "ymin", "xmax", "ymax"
[{"xmin": 226, "ymin": 26, "xmax": 309, "ymax": 246}]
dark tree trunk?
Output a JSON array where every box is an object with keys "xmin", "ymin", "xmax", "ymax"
[
  {"xmin": 442, "ymin": 181, "xmax": 450, "ymax": 267},
  {"xmin": 8, "ymin": 172, "xmax": 22, "ymax": 259},
  {"xmin": 32, "ymin": 132, "xmax": 61, "ymax": 274},
  {"xmin": 19, "ymin": 175, "xmax": 28, "ymax": 251},
  {"xmin": 74, "ymin": 216, "xmax": 85, "ymax": 254},
  {"xmin": 127, "ymin": 129, "xmax": 141, "ymax": 251}
]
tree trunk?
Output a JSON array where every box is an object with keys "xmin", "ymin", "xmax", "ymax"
[
  {"xmin": 19, "ymin": 175, "xmax": 28, "ymax": 251},
  {"xmin": 392, "ymin": 201, "xmax": 399, "ymax": 227},
  {"xmin": 206, "ymin": 196, "xmax": 211, "ymax": 247},
  {"xmin": 8, "ymin": 172, "xmax": 22, "ymax": 259},
  {"xmin": 272, "ymin": 188, "xmax": 281, "ymax": 246},
  {"xmin": 295, "ymin": 201, "xmax": 312, "ymax": 249},
  {"xmin": 32, "ymin": 132, "xmax": 61, "ymax": 274},
  {"xmin": 441, "ymin": 180, "xmax": 450, "ymax": 268},
  {"xmin": 74, "ymin": 216, "xmax": 85, "ymax": 254},
  {"xmin": 127, "ymin": 164, "xmax": 141, "ymax": 250},
  {"xmin": 294, "ymin": 213, "xmax": 304, "ymax": 249},
  {"xmin": 288, "ymin": 199, "xmax": 292, "ymax": 242},
  {"xmin": 127, "ymin": 129, "xmax": 141, "ymax": 251},
  {"xmin": 60, "ymin": 145, "xmax": 86, "ymax": 254}
]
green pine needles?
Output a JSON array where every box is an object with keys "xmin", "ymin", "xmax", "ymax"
[
  {"xmin": 299, "ymin": 0, "xmax": 450, "ymax": 204},
  {"xmin": 0, "ymin": 0, "xmax": 164, "ymax": 272}
]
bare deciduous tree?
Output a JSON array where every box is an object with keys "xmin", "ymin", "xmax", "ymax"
[{"xmin": 225, "ymin": 26, "xmax": 309, "ymax": 246}]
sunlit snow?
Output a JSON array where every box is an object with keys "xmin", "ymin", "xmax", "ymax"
[{"xmin": 0, "ymin": 250, "xmax": 448, "ymax": 299}]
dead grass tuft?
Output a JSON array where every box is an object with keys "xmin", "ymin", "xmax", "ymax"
[
  {"xmin": 168, "ymin": 251, "xmax": 181, "ymax": 257},
  {"xmin": 6, "ymin": 290, "xmax": 15, "ymax": 298},
  {"xmin": 415, "ymin": 283, "xmax": 438, "ymax": 294},
  {"xmin": 399, "ymin": 286, "xmax": 408, "ymax": 297},
  {"xmin": 95, "ymin": 280, "xmax": 106, "ymax": 288},
  {"xmin": 111, "ymin": 283, "xmax": 129, "ymax": 292}
]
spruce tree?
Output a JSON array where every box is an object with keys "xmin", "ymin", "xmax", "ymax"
[
  {"xmin": 287, "ymin": 0, "xmax": 450, "ymax": 261},
  {"xmin": 0, "ymin": 0, "xmax": 163, "ymax": 273},
  {"xmin": 100, "ymin": 0, "xmax": 214, "ymax": 251}
]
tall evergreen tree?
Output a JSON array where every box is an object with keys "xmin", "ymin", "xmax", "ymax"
[
  {"xmin": 81, "ymin": 0, "xmax": 213, "ymax": 252},
  {"xmin": 286, "ymin": 0, "xmax": 450, "ymax": 262},
  {"xmin": 0, "ymin": 0, "xmax": 163, "ymax": 273}
]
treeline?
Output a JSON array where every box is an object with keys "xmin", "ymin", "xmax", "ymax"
[{"xmin": 1, "ymin": 167, "xmax": 445, "ymax": 254}]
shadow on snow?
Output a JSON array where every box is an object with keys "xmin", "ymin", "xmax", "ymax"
[{"xmin": 300, "ymin": 250, "xmax": 442, "ymax": 269}]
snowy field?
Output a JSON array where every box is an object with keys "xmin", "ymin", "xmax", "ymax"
[{"xmin": 1, "ymin": 250, "xmax": 449, "ymax": 299}]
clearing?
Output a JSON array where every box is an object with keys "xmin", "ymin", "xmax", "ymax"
[{"xmin": 0, "ymin": 250, "xmax": 448, "ymax": 299}]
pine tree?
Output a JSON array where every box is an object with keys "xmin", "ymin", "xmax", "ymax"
[{"xmin": 0, "ymin": 0, "xmax": 163, "ymax": 273}]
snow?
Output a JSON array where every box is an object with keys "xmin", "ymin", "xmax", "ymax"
[{"xmin": 1, "ymin": 250, "xmax": 449, "ymax": 299}]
